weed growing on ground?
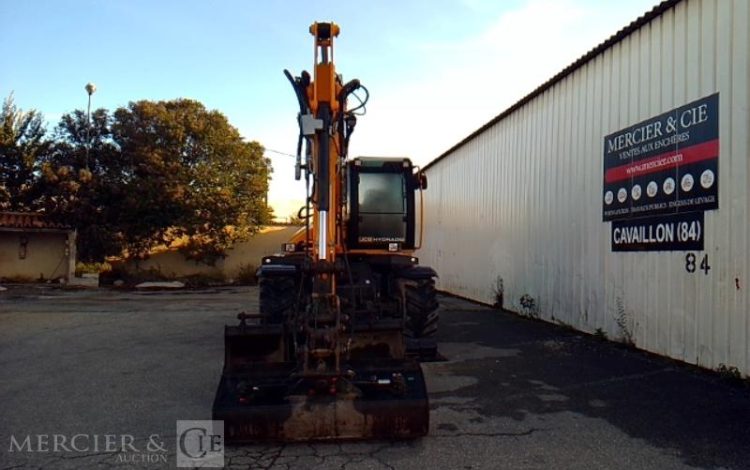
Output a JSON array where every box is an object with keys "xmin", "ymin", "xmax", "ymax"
[
  {"xmin": 236, "ymin": 264, "xmax": 259, "ymax": 285},
  {"xmin": 492, "ymin": 276, "xmax": 504, "ymax": 309},
  {"xmin": 716, "ymin": 363, "xmax": 742, "ymax": 382},
  {"xmin": 615, "ymin": 297, "xmax": 634, "ymax": 346},
  {"xmin": 519, "ymin": 293, "xmax": 540, "ymax": 319}
]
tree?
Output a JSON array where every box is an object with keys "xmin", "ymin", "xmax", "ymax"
[
  {"xmin": 111, "ymin": 99, "xmax": 272, "ymax": 262},
  {"xmin": 49, "ymin": 98, "xmax": 272, "ymax": 263},
  {"xmin": 43, "ymin": 108, "xmax": 124, "ymax": 260},
  {"xmin": 287, "ymin": 211, "xmax": 304, "ymax": 225},
  {"xmin": 0, "ymin": 94, "xmax": 49, "ymax": 210}
]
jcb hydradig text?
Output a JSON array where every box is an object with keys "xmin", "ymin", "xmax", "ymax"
[{"xmin": 212, "ymin": 21, "xmax": 439, "ymax": 443}]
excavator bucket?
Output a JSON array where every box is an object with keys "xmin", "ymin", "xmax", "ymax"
[{"xmin": 212, "ymin": 324, "xmax": 430, "ymax": 442}]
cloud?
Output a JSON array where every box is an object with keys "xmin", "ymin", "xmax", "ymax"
[
  {"xmin": 347, "ymin": 0, "xmax": 656, "ymax": 166},
  {"xmin": 254, "ymin": 0, "xmax": 658, "ymax": 213}
]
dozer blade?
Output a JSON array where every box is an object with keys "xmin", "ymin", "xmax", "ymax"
[{"xmin": 212, "ymin": 361, "xmax": 429, "ymax": 443}]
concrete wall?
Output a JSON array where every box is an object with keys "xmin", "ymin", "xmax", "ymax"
[
  {"xmin": 0, "ymin": 231, "xmax": 74, "ymax": 281},
  {"xmin": 120, "ymin": 226, "xmax": 302, "ymax": 279}
]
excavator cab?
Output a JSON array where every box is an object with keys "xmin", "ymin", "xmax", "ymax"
[{"xmin": 347, "ymin": 157, "xmax": 426, "ymax": 250}]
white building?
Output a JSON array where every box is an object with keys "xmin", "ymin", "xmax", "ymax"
[{"xmin": 421, "ymin": 0, "xmax": 749, "ymax": 375}]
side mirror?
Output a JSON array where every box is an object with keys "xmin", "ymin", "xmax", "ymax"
[{"xmin": 418, "ymin": 172, "xmax": 428, "ymax": 190}]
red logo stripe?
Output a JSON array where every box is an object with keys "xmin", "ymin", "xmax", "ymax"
[{"xmin": 605, "ymin": 139, "xmax": 719, "ymax": 183}]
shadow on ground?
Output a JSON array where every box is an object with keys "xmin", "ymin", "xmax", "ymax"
[{"xmin": 433, "ymin": 295, "xmax": 750, "ymax": 469}]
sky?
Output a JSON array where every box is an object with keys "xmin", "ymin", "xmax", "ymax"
[{"xmin": 1, "ymin": 0, "xmax": 659, "ymax": 220}]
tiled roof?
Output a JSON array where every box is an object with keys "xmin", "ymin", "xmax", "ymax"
[{"xmin": 0, "ymin": 212, "xmax": 72, "ymax": 230}]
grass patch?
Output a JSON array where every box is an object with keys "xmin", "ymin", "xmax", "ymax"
[
  {"xmin": 716, "ymin": 363, "xmax": 742, "ymax": 382},
  {"xmin": 75, "ymin": 262, "xmax": 112, "ymax": 277},
  {"xmin": 181, "ymin": 272, "xmax": 226, "ymax": 288},
  {"xmin": 593, "ymin": 328, "xmax": 608, "ymax": 340},
  {"xmin": 236, "ymin": 264, "xmax": 259, "ymax": 286}
]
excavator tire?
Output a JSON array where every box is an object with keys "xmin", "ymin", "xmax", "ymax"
[
  {"xmin": 259, "ymin": 275, "xmax": 297, "ymax": 324},
  {"xmin": 403, "ymin": 278, "xmax": 439, "ymax": 338}
]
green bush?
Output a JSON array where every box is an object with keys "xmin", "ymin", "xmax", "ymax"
[
  {"xmin": 236, "ymin": 264, "xmax": 258, "ymax": 285},
  {"xmin": 181, "ymin": 272, "xmax": 226, "ymax": 288},
  {"xmin": 99, "ymin": 264, "xmax": 169, "ymax": 286},
  {"xmin": 74, "ymin": 261, "xmax": 112, "ymax": 277}
]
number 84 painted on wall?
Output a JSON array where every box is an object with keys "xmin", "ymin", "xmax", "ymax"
[{"xmin": 685, "ymin": 253, "xmax": 710, "ymax": 275}]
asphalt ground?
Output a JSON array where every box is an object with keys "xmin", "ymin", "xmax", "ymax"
[{"xmin": 0, "ymin": 286, "xmax": 748, "ymax": 469}]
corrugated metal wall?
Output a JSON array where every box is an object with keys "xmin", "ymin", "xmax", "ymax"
[{"xmin": 420, "ymin": 0, "xmax": 750, "ymax": 375}]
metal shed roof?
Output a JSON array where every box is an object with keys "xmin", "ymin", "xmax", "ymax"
[{"xmin": 423, "ymin": 0, "xmax": 682, "ymax": 171}]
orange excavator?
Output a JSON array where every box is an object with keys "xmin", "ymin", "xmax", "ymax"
[{"xmin": 212, "ymin": 21, "xmax": 439, "ymax": 442}]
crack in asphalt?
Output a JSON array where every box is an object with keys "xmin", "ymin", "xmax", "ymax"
[
  {"xmin": 222, "ymin": 441, "xmax": 408, "ymax": 470},
  {"xmin": 0, "ymin": 433, "xmax": 179, "ymax": 470},
  {"xmin": 155, "ymin": 421, "xmax": 540, "ymax": 469},
  {"xmin": 263, "ymin": 444, "xmax": 286, "ymax": 469},
  {"xmin": 434, "ymin": 428, "xmax": 538, "ymax": 438},
  {"xmin": 57, "ymin": 450, "xmax": 120, "ymax": 460}
]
